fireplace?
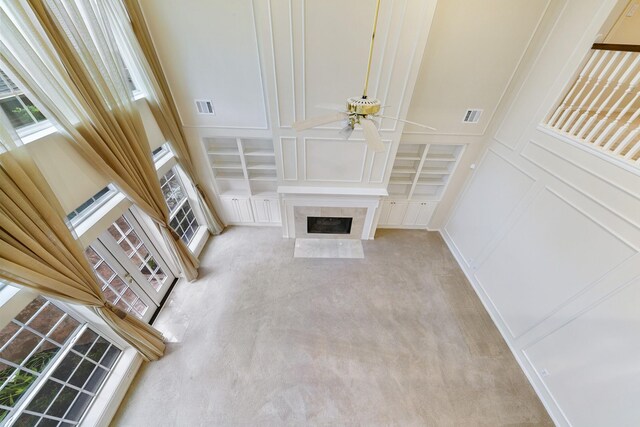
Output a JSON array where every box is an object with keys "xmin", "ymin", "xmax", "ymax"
[{"xmin": 307, "ymin": 217, "xmax": 353, "ymax": 234}]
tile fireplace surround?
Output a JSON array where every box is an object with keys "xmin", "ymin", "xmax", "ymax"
[{"xmin": 278, "ymin": 186, "xmax": 387, "ymax": 240}]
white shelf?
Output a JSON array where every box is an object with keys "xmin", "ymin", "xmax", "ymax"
[
  {"xmin": 246, "ymin": 163, "xmax": 276, "ymax": 170},
  {"xmin": 421, "ymin": 168, "xmax": 450, "ymax": 175},
  {"xmin": 212, "ymin": 162, "xmax": 243, "ymax": 170},
  {"xmin": 391, "ymin": 167, "xmax": 417, "ymax": 174},
  {"xmin": 395, "ymin": 155, "xmax": 421, "ymax": 161},
  {"xmin": 208, "ymin": 149, "xmax": 240, "ymax": 156},
  {"xmin": 425, "ymin": 154, "xmax": 457, "ymax": 162},
  {"xmin": 249, "ymin": 176, "xmax": 277, "ymax": 182},
  {"xmin": 244, "ymin": 150, "xmax": 275, "ymax": 157},
  {"xmin": 390, "ymin": 178, "xmax": 413, "ymax": 185}
]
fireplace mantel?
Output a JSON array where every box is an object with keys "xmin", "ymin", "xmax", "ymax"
[{"xmin": 278, "ymin": 186, "xmax": 386, "ymax": 240}]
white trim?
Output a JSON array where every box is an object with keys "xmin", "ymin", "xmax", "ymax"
[
  {"xmin": 82, "ymin": 349, "xmax": 143, "ymax": 427},
  {"xmin": 74, "ymin": 193, "xmax": 132, "ymax": 249},
  {"xmin": 188, "ymin": 226, "xmax": 210, "ymax": 258},
  {"xmin": 439, "ymin": 228, "xmax": 568, "ymax": 426}
]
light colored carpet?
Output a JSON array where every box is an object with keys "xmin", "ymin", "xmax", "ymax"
[
  {"xmin": 112, "ymin": 226, "xmax": 551, "ymax": 426},
  {"xmin": 294, "ymin": 238, "xmax": 364, "ymax": 258}
]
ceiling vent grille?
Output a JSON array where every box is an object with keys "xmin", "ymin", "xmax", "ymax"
[
  {"xmin": 195, "ymin": 99, "xmax": 215, "ymax": 115},
  {"xmin": 462, "ymin": 109, "xmax": 482, "ymax": 123}
]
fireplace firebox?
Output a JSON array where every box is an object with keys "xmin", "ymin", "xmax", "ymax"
[{"xmin": 307, "ymin": 217, "xmax": 353, "ymax": 234}]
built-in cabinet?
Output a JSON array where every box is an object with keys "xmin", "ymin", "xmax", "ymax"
[
  {"xmin": 378, "ymin": 143, "xmax": 464, "ymax": 229},
  {"xmin": 205, "ymin": 137, "xmax": 281, "ymax": 226}
]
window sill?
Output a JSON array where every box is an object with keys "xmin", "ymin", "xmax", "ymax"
[
  {"xmin": 80, "ymin": 347, "xmax": 143, "ymax": 427},
  {"xmin": 188, "ymin": 226, "xmax": 210, "ymax": 258},
  {"xmin": 73, "ymin": 192, "xmax": 132, "ymax": 249}
]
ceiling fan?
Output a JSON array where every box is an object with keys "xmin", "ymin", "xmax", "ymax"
[{"xmin": 292, "ymin": 0, "xmax": 435, "ymax": 152}]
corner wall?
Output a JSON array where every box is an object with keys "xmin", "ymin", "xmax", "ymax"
[{"xmin": 442, "ymin": 0, "xmax": 640, "ymax": 425}]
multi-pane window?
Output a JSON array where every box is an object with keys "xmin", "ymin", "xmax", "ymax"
[
  {"xmin": 0, "ymin": 70, "xmax": 46, "ymax": 130},
  {"xmin": 160, "ymin": 167, "xmax": 199, "ymax": 245},
  {"xmin": 107, "ymin": 216, "xmax": 167, "ymax": 291},
  {"xmin": 84, "ymin": 247, "xmax": 148, "ymax": 319},
  {"xmin": 0, "ymin": 296, "xmax": 121, "ymax": 425},
  {"xmin": 66, "ymin": 186, "xmax": 114, "ymax": 223}
]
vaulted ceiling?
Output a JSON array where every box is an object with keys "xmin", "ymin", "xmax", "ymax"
[{"xmin": 139, "ymin": 0, "xmax": 550, "ymax": 194}]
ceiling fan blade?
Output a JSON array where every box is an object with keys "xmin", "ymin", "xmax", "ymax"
[
  {"xmin": 360, "ymin": 118, "xmax": 385, "ymax": 152},
  {"xmin": 375, "ymin": 114, "xmax": 437, "ymax": 131},
  {"xmin": 292, "ymin": 112, "xmax": 347, "ymax": 131},
  {"xmin": 315, "ymin": 103, "xmax": 348, "ymax": 113},
  {"xmin": 338, "ymin": 123, "xmax": 354, "ymax": 140}
]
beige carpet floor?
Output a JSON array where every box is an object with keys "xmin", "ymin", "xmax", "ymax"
[{"xmin": 112, "ymin": 226, "xmax": 551, "ymax": 426}]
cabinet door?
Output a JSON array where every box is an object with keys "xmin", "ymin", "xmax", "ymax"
[
  {"xmin": 252, "ymin": 199, "xmax": 271, "ymax": 223},
  {"xmin": 403, "ymin": 202, "xmax": 422, "ymax": 225},
  {"xmin": 383, "ymin": 201, "xmax": 408, "ymax": 225},
  {"xmin": 378, "ymin": 201, "xmax": 393, "ymax": 224},
  {"xmin": 235, "ymin": 198, "xmax": 254, "ymax": 223},
  {"xmin": 415, "ymin": 202, "xmax": 436, "ymax": 227},
  {"xmin": 266, "ymin": 198, "xmax": 281, "ymax": 224},
  {"xmin": 219, "ymin": 197, "xmax": 240, "ymax": 223}
]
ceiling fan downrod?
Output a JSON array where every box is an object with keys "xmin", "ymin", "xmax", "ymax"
[{"xmin": 362, "ymin": 0, "xmax": 382, "ymax": 100}]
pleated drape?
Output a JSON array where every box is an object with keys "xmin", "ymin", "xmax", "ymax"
[
  {"xmin": 0, "ymin": 118, "xmax": 165, "ymax": 361},
  {"xmin": 0, "ymin": 0, "xmax": 199, "ymax": 280},
  {"xmin": 121, "ymin": 0, "xmax": 224, "ymax": 234}
]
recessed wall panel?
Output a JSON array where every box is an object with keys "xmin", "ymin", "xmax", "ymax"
[
  {"xmin": 446, "ymin": 150, "xmax": 535, "ymax": 265},
  {"xmin": 476, "ymin": 189, "xmax": 635, "ymax": 337},
  {"xmin": 304, "ymin": 139, "xmax": 367, "ymax": 182}
]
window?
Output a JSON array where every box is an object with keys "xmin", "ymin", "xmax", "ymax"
[
  {"xmin": 84, "ymin": 247, "xmax": 149, "ymax": 319},
  {"xmin": 66, "ymin": 186, "xmax": 115, "ymax": 224},
  {"xmin": 159, "ymin": 168, "xmax": 199, "ymax": 245},
  {"xmin": 107, "ymin": 216, "xmax": 167, "ymax": 291},
  {"xmin": 0, "ymin": 70, "xmax": 47, "ymax": 131},
  {"xmin": 151, "ymin": 145, "xmax": 168, "ymax": 160},
  {"xmin": 0, "ymin": 294, "xmax": 121, "ymax": 425}
]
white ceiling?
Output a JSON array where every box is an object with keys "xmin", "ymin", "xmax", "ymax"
[{"xmin": 139, "ymin": 0, "xmax": 550, "ymax": 189}]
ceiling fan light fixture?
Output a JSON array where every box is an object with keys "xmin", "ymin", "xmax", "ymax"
[{"xmin": 346, "ymin": 97, "xmax": 382, "ymax": 116}]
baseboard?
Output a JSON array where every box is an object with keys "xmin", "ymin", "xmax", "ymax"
[{"xmin": 439, "ymin": 228, "xmax": 568, "ymax": 427}]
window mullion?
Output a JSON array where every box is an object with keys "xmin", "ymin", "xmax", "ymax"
[{"xmin": 6, "ymin": 324, "xmax": 89, "ymax": 425}]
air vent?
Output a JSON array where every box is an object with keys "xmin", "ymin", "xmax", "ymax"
[
  {"xmin": 195, "ymin": 99, "xmax": 215, "ymax": 115},
  {"xmin": 462, "ymin": 109, "xmax": 482, "ymax": 123}
]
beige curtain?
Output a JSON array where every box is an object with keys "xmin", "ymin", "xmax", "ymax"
[
  {"xmin": 0, "ymin": 0, "xmax": 199, "ymax": 280},
  {"xmin": 0, "ymin": 116, "xmax": 165, "ymax": 361},
  {"xmin": 121, "ymin": 0, "xmax": 224, "ymax": 234}
]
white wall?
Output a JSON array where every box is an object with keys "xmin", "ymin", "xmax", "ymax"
[
  {"xmin": 442, "ymin": 0, "xmax": 640, "ymax": 425},
  {"xmin": 27, "ymin": 98, "xmax": 169, "ymax": 215}
]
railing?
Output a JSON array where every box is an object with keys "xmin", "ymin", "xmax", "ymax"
[{"xmin": 545, "ymin": 43, "xmax": 640, "ymax": 166}]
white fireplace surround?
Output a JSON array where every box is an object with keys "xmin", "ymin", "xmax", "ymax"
[{"xmin": 278, "ymin": 186, "xmax": 387, "ymax": 240}]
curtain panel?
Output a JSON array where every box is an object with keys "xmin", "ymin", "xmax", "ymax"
[
  {"xmin": 0, "ymin": 115, "xmax": 165, "ymax": 361},
  {"xmin": 0, "ymin": 0, "xmax": 199, "ymax": 280},
  {"xmin": 121, "ymin": 0, "xmax": 224, "ymax": 234}
]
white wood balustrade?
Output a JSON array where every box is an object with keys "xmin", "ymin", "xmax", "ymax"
[{"xmin": 545, "ymin": 44, "xmax": 640, "ymax": 166}]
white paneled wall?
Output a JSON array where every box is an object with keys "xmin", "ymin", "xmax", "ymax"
[{"xmin": 443, "ymin": 0, "xmax": 640, "ymax": 425}]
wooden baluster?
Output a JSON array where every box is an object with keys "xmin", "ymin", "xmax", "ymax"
[
  {"xmin": 571, "ymin": 52, "xmax": 627, "ymax": 136},
  {"xmin": 586, "ymin": 64, "xmax": 640, "ymax": 145},
  {"xmin": 549, "ymin": 50, "xmax": 603, "ymax": 129},
  {"xmin": 611, "ymin": 106, "xmax": 640, "ymax": 154},
  {"xmin": 597, "ymin": 91, "xmax": 640, "ymax": 149},
  {"xmin": 578, "ymin": 53, "xmax": 640, "ymax": 138},
  {"xmin": 562, "ymin": 52, "xmax": 620, "ymax": 133}
]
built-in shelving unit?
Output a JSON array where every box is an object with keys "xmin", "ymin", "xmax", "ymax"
[
  {"xmin": 205, "ymin": 137, "xmax": 278, "ymax": 197},
  {"xmin": 378, "ymin": 143, "xmax": 465, "ymax": 229},
  {"xmin": 204, "ymin": 137, "xmax": 281, "ymax": 226},
  {"xmin": 388, "ymin": 143, "xmax": 464, "ymax": 201}
]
